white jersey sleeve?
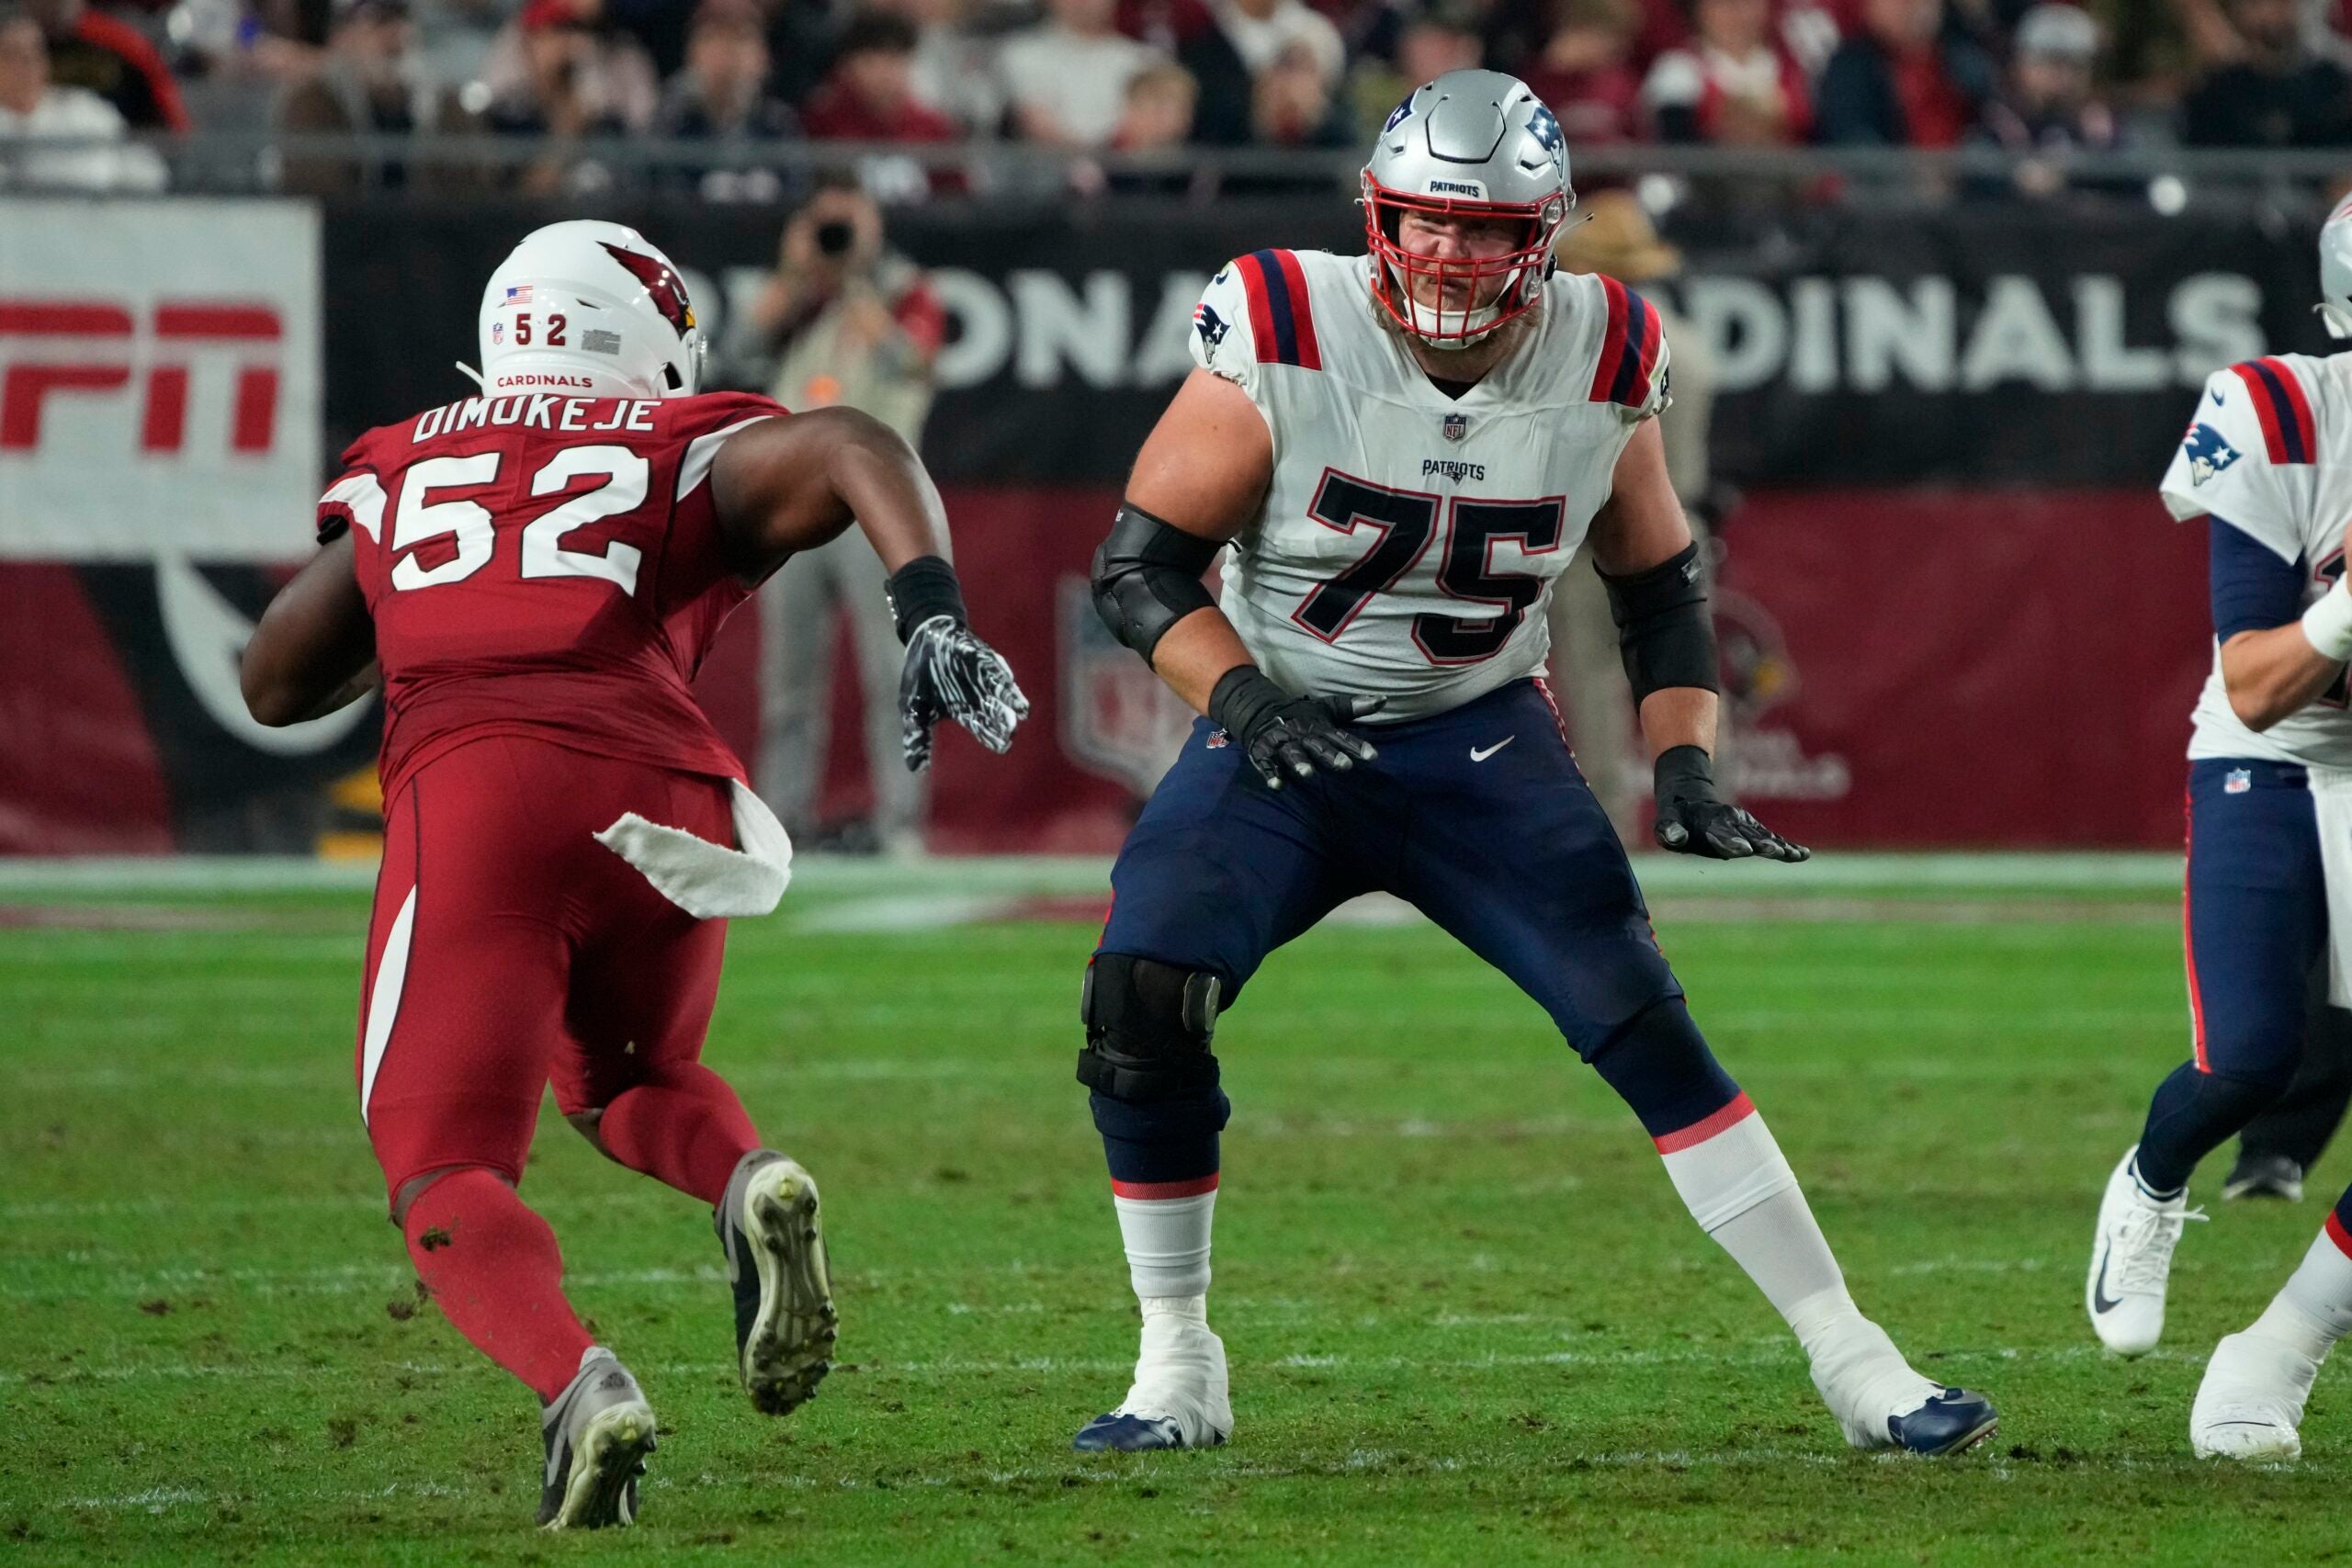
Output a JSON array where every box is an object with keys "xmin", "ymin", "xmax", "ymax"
[
  {"xmin": 2160, "ymin": 363, "xmax": 2315, "ymax": 566},
  {"xmin": 1188, "ymin": 260, "xmax": 1264, "ymax": 398},
  {"xmin": 1634, "ymin": 326, "xmax": 1673, "ymax": 424},
  {"xmin": 1581, "ymin": 272, "xmax": 1673, "ymax": 427}
]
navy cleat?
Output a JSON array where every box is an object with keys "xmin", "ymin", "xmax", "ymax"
[
  {"xmin": 1886, "ymin": 1387, "xmax": 1999, "ymax": 1457},
  {"xmin": 1072, "ymin": 1412, "xmax": 1206, "ymax": 1452},
  {"xmin": 1070, "ymin": 1304, "xmax": 1232, "ymax": 1453}
]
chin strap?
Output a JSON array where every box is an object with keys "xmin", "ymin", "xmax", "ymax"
[{"xmin": 454, "ymin": 361, "xmax": 487, "ymax": 390}]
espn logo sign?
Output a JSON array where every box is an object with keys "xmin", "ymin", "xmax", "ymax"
[
  {"xmin": 0, "ymin": 299, "xmax": 284, "ymax": 454},
  {"xmin": 0, "ymin": 197, "xmax": 318, "ymax": 562}
]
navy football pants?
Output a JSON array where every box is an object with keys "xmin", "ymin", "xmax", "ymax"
[
  {"xmin": 1090, "ymin": 679, "xmax": 1736, "ymax": 1190},
  {"xmin": 2135, "ymin": 758, "xmax": 2329, "ymax": 1193}
]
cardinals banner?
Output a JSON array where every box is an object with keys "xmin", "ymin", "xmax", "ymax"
[{"xmin": 0, "ymin": 196, "xmax": 2283, "ymax": 852}]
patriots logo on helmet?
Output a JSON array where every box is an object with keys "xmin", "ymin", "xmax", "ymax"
[
  {"xmin": 599, "ymin": 242, "xmax": 695, "ymax": 338},
  {"xmin": 1382, "ymin": 94, "xmax": 1415, "ymax": 134},
  {"xmin": 1194, "ymin": 301, "xmax": 1229, "ymax": 349},
  {"xmin": 1526, "ymin": 105, "xmax": 1563, "ymax": 154},
  {"xmin": 2182, "ymin": 422, "xmax": 2241, "ymax": 487}
]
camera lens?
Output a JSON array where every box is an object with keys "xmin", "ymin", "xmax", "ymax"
[{"xmin": 815, "ymin": 221, "xmax": 854, "ymax": 256}]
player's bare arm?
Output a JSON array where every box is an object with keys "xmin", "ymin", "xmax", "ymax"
[
  {"xmin": 240, "ymin": 530, "xmax": 378, "ymax": 728},
  {"xmin": 2219, "ymin": 518, "xmax": 2352, "ymax": 730},
  {"xmin": 1588, "ymin": 420, "xmax": 1807, "ymax": 862},
  {"xmin": 2220, "ymin": 626, "xmax": 2346, "ymax": 730},
  {"xmin": 709, "ymin": 405, "xmax": 1028, "ymax": 769},
  {"xmin": 1094, "ymin": 367, "xmax": 1380, "ymax": 789}
]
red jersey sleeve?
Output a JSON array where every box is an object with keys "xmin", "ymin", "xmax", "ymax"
[
  {"xmin": 311, "ymin": 426, "xmax": 395, "ymax": 547},
  {"xmin": 653, "ymin": 391, "xmax": 792, "ymax": 676}
]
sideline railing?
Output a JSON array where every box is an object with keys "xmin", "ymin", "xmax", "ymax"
[{"xmin": 4, "ymin": 132, "xmax": 2348, "ymax": 210}]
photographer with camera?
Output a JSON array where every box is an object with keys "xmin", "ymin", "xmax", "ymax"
[{"xmin": 744, "ymin": 176, "xmax": 949, "ymax": 856}]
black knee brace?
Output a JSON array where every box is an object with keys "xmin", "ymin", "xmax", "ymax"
[{"xmin": 1078, "ymin": 953, "xmax": 1224, "ymax": 1102}]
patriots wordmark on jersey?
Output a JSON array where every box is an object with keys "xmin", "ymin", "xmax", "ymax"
[
  {"xmin": 2161, "ymin": 353, "xmax": 2352, "ymax": 770},
  {"xmin": 1189, "ymin": 247, "xmax": 1668, "ymax": 725}
]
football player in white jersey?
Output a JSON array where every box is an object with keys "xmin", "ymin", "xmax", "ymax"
[
  {"xmin": 2082, "ymin": 205, "xmax": 2352, "ymax": 1458},
  {"xmin": 1066, "ymin": 70, "xmax": 1996, "ymax": 1458}
]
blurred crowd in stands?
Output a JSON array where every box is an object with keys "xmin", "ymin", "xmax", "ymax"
[{"xmin": 6, "ymin": 0, "xmax": 2352, "ymax": 193}]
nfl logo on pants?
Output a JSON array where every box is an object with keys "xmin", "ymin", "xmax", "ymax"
[{"xmin": 1442, "ymin": 412, "xmax": 1468, "ymax": 442}]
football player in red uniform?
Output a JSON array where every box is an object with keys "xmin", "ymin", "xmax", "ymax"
[{"xmin": 241, "ymin": 220, "xmax": 1027, "ymax": 1529}]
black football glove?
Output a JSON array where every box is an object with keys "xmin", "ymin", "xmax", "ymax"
[
  {"xmin": 899, "ymin": 615, "xmax": 1029, "ymax": 772},
  {"xmin": 886, "ymin": 557, "xmax": 1028, "ymax": 773},
  {"xmin": 1207, "ymin": 667, "xmax": 1382, "ymax": 790},
  {"xmin": 1652, "ymin": 744, "xmax": 1809, "ymax": 862}
]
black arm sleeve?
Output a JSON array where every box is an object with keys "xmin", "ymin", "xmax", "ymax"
[
  {"xmin": 1091, "ymin": 501, "xmax": 1221, "ymax": 663},
  {"xmin": 884, "ymin": 554, "xmax": 969, "ymax": 642},
  {"xmin": 1600, "ymin": 542, "xmax": 1720, "ymax": 704}
]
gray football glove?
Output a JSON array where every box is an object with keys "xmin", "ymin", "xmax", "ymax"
[{"xmin": 899, "ymin": 615, "xmax": 1029, "ymax": 772}]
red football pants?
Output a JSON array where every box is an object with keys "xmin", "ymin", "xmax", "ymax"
[{"xmin": 356, "ymin": 736, "xmax": 737, "ymax": 1204}]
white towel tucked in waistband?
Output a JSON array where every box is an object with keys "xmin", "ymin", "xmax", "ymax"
[
  {"xmin": 593, "ymin": 779, "xmax": 795, "ymax": 919},
  {"xmin": 2308, "ymin": 765, "xmax": 2352, "ymax": 1007}
]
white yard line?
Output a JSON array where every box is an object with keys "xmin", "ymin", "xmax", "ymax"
[
  {"xmin": 11, "ymin": 1339, "xmax": 2200, "ymax": 1392},
  {"xmin": 5, "ymin": 1042, "xmax": 2177, "ymax": 1100},
  {"xmin": 0, "ymin": 852, "xmax": 2185, "ymax": 902},
  {"xmin": 66, "ymin": 1432, "xmax": 2278, "ymax": 1520}
]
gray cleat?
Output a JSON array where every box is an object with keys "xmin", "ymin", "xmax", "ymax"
[
  {"xmin": 2222, "ymin": 1154, "xmax": 2305, "ymax": 1202},
  {"xmin": 537, "ymin": 1348, "xmax": 656, "ymax": 1530},
  {"xmin": 716, "ymin": 1151, "xmax": 837, "ymax": 1416}
]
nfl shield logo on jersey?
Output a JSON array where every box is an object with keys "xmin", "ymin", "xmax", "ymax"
[
  {"xmin": 1442, "ymin": 412, "xmax": 1468, "ymax": 442},
  {"xmin": 2182, "ymin": 423, "xmax": 2240, "ymax": 486},
  {"xmin": 2225, "ymin": 768, "xmax": 2253, "ymax": 795}
]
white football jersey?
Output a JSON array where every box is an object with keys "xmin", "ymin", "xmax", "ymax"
[
  {"xmin": 2160, "ymin": 352, "xmax": 2352, "ymax": 768},
  {"xmin": 1190, "ymin": 248, "xmax": 1668, "ymax": 723}
]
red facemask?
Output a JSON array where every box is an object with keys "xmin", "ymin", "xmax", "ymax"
[{"xmin": 1361, "ymin": 173, "xmax": 1571, "ymax": 344}]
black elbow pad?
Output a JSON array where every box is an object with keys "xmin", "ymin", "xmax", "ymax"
[
  {"xmin": 1601, "ymin": 543, "xmax": 1719, "ymax": 704},
  {"xmin": 1091, "ymin": 502, "xmax": 1220, "ymax": 662}
]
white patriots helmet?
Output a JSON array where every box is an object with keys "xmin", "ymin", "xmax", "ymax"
[
  {"xmin": 2322, "ymin": 194, "xmax": 2352, "ymax": 339},
  {"xmin": 1360, "ymin": 69, "xmax": 1575, "ymax": 347},
  {"xmin": 474, "ymin": 220, "xmax": 707, "ymax": 399}
]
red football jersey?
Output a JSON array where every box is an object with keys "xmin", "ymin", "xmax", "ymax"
[{"xmin": 316, "ymin": 389, "xmax": 787, "ymax": 802}]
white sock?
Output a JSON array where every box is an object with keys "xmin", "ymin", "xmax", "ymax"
[
  {"xmin": 1657, "ymin": 1096, "xmax": 1815, "ymax": 1309},
  {"xmin": 2255, "ymin": 1223, "xmax": 2352, "ymax": 1362},
  {"xmin": 1657, "ymin": 1098, "xmax": 1934, "ymax": 1420},
  {"xmin": 1113, "ymin": 1185, "xmax": 1216, "ymax": 1300}
]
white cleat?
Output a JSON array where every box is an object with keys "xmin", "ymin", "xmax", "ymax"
[
  {"xmin": 2192, "ymin": 1329, "xmax": 2320, "ymax": 1461},
  {"xmin": 537, "ymin": 1348, "xmax": 657, "ymax": 1529},
  {"xmin": 1807, "ymin": 1313, "xmax": 1997, "ymax": 1456},
  {"xmin": 2086, "ymin": 1145, "xmax": 2203, "ymax": 1356},
  {"xmin": 717, "ymin": 1153, "xmax": 837, "ymax": 1417},
  {"xmin": 1072, "ymin": 1303, "xmax": 1233, "ymax": 1452}
]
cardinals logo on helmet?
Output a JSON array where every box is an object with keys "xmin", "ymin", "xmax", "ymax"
[{"xmin": 599, "ymin": 242, "xmax": 695, "ymax": 338}]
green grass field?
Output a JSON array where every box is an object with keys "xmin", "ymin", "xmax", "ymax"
[{"xmin": 5, "ymin": 855, "xmax": 2345, "ymax": 1564}]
